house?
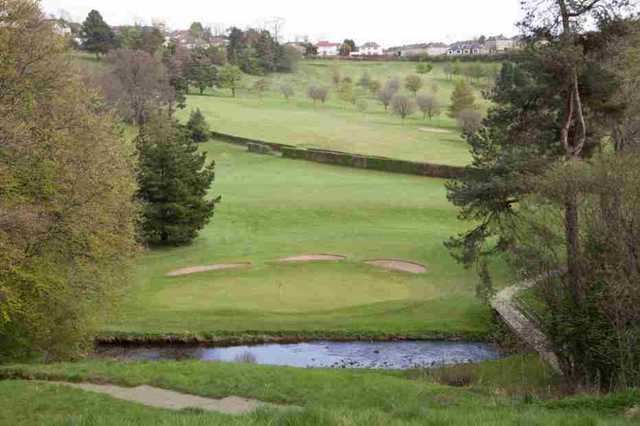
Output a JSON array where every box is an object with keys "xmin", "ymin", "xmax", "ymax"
[
  {"xmin": 169, "ymin": 30, "xmax": 227, "ymax": 50},
  {"xmin": 486, "ymin": 37, "xmax": 515, "ymax": 53},
  {"xmin": 384, "ymin": 42, "xmax": 448, "ymax": 58},
  {"xmin": 357, "ymin": 42, "xmax": 384, "ymax": 56},
  {"xmin": 316, "ymin": 41, "xmax": 340, "ymax": 56},
  {"xmin": 447, "ymin": 43, "xmax": 484, "ymax": 56}
]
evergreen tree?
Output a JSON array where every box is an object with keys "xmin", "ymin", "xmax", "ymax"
[
  {"xmin": 186, "ymin": 109, "xmax": 210, "ymax": 143},
  {"xmin": 80, "ymin": 10, "xmax": 116, "ymax": 59},
  {"xmin": 448, "ymin": 80, "xmax": 476, "ymax": 118},
  {"xmin": 136, "ymin": 111, "xmax": 219, "ymax": 245}
]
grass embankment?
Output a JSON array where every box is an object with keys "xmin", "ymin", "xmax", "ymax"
[
  {"xmin": 178, "ymin": 60, "xmax": 491, "ymax": 166},
  {"xmin": 1, "ymin": 355, "xmax": 638, "ymax": 425},
  {"xmin": 103, "ymin": 142, "xmax": 508, "ymax": 342}
]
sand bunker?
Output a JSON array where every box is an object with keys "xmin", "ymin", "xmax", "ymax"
[
  {"xmin": 47, "ymin": 382, "xmax": 294, "ymax": 415},
  {"xmin": 419, "ymin": 127, "xmax": 452, "ymax": 134},
  {"xmin": 277, "ymin": 254, "xmax": 346, "ymax": 263},
  {"xmin": 365, "ymin": 259, "xmax": 427, "ymax": 274},
  {"xmin": 167, "ymin": 263, "xmax": 251, "ymax": 277}
]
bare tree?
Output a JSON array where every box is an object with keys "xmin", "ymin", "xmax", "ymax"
[
  {"xmin": 391, "ymin": 94, "xmax": 416, "ymax": 120},
  {"xmin": 307, "ymin": 85, "xmax": 329, "ymax": 104},
  {"xmin": 101, "ymin": 49, "xmax": 174, "ymax": 125},
  {"xmin": 416, "ymin": 93, "xmax": 441, "ymax": 120},
  {"xmin": 456, "ymin": 109, "xmax": 483, "ymax": 135},
  {"xmin": 279, "ymin": 83, "xmax": 295, "ymax": 101}
]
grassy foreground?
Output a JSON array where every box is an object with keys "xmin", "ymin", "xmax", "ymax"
[
  {"xmin": 104, "ymin": 142, "xmax": 508, "ymax": 341},
  {"xmin": 178, "ymin": 60, "xmax": 489, "ymax": 166},
  {"xmin": 1, "ymin": 355, "xmax": 638, "ymax": 425}
]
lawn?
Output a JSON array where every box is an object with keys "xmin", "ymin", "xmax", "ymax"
[
  {"xmin": 2, "ymin": 355, "xmax": 638, "ymax": 425},
  {"xmin": 178, "ymin": 60, "xmax": 493, "ymax": 166},
  {"xmin": 104, "ymin": 141, "xmax": 508, "ymax": 340}
]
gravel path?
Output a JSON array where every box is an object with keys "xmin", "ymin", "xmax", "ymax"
[{"xmin": 47, "ymin": 381, "xmax": 296, "ymax": 415}]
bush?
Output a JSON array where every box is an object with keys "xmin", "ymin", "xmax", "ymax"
[{"xmin": 186, "ymin": 108, "xmax": 210, "ymax": 143}]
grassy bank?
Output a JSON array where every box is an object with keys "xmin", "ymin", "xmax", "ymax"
[{"xmin": 2, "ymin": 355, "xmax": 637, "ymax": 425}]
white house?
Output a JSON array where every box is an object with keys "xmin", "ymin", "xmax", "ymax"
[
  {"xmin": 447, "ymin": 43, "xmax": 484, "ymax": 56},
  {"xmin": 316, "ymin": 41, "xmax": 340, "ymax": 56},
  {"xmin": 357, "ymin": 42, "xmax": 384, "ymax": 56},
  {"xmin": 486, "ymin": 38, "xmax": 516, "ymax": 53}
]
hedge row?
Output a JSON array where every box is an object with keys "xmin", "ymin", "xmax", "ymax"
[
  {"xmin": 211, "ymin": 131, "xmax": 465, "ymax": 179},
  {"xmin": 281, "ymin": 147, "xmax": 465, "ymax": 179}
]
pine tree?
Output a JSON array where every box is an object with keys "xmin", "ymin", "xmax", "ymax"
[
  {"xmin": 81, "ymin": 10, "xmax": 116, "ymax": 59},
  {"xmin": 186, "ymin": 108, "xmax": 210, "ymax": 143},
  {"xmin": 136, "ymin": 111, "xmax": 219, "ymax": 245},
  {"xmin": 448, "ymin": 80, "xmax": 476, "ymax": 118}
]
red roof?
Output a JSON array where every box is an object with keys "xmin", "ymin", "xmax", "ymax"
[{"xmin": 316, "ymin": 41, "xmax": 340, "ymax": 48}]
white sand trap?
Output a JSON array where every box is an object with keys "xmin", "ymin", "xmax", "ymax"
[
  {"xmin": 419, "ymin": 127, "xmax": 452, "ymax": 134},
  {"xmin": 277, "ymin": 254, "xmax": 346, "ymax": 263},
  {"xmin": 167, "ymin": 263, "xmax": 251, "ymax": 277},
  {"xmin": 47, "ymin": 382, "xmax": 295, "ymax": 415},
  {"xmin": 365, "ymin": 259, "xmax": 427, "ymax": 274}
]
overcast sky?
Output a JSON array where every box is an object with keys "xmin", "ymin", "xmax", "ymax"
[{"xmin": 41, "ymin": 0, "xmax": 524, "ymax": 46}]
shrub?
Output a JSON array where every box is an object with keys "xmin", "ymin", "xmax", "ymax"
[
  {"xmin": 405, "ymin": 74, "xmax": 423, "ymax": 95},
  {"xmin": 186, "ymin": 108, "xmax": 210, "ymax": 143}
]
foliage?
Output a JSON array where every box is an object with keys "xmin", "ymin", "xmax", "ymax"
[
  {"xmin": 391, "ymin": 94, "xmax": 416, "ymax": 120},
  {"xmin": 135, "ymin": 111, "xmax": 218, "ymax": 245},
  {"xmin": 226, "ymin": 27, "xmax": 298, "ymax": 75},
  {"xmin": 339, "ymin": 39, "xmax": 357, "ymax": 56},
  {"xmin": 218, "ymin": 65, "xmax": 243, "ymax": 97},
  {"xmin": 186, "ymin": 108, "xmax": 211, "ymax": 143},
  {"xmin": 0, "ymin": 0, "xmax": 138, "ymax": 361},
  {"xmin": 416, "ymin": 63, "xmax": 433, "ymax": 74},
  {"xmin": 405, "ymin": 74, "xmax": 423, "ymax": 96},
  {"xmin": 186, "ymin": 56, "xmax": 218, "ymax": 95},
  {"xmin": 253, "ymin": 79, "xmax": 270, "ymax": 98},
  {"xmin": 448, "ymin": 80, "xmax": 476, "ymax": 118},
  {"xmin": 80, "ymin": 9, "xmax": 116, "ymax": 58},
  {"xmin": 100, "ymin": 49, "xmax": 174, "ymax": 125},
  {"xmin": 116, "ymin": 25, "xmax": 164, "ymax": 55},
  {"xmin": 338, "ymin": 79, "xmax": 355, "ymax": 104},
  {"xmin": 513, "ymin": 154, "xmax": 640, "ymax": 390}
]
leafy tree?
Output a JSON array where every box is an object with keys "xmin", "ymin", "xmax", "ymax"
[
  {"xmin": 162, "ymin": 41, "xmax": 190, "ymax": 110},
  {"xmin": 186, "ymin": 58, "xmax": 218, "ymax": 95},
  {"xmin": 186, "ymin": 108, "xmax": 210, "ymax": 143},
  {"xmin": 276, "ymin": 45, "xmax": 302, "ymax": 72},
  {"xmin": 339, "ymin": 39, "xmax": 357, "ymax": 56},
  {"xmin": 189, "ymin": 22, "xmax": 205, "ymax": 38},
  {"xmin": 448, "ymin": 80, "xmax": 476, "ymax": 118},
  {"xmin": 338, "ymin": 79, "xmax": 355, "ymax": 104},
  {"xmin": 391, "ymin": 94, "xmax": 416, "ymax": 120},
  {"xmin": 136, "ymin": 110, "xmax": 219, "ymax": 245},
  {"xmin": 416, "ymin": 92, "xmax": 441, "ymax": 120},
  {"xmin": 101, "ymin": 49, "xmax": 174, "ymax": 125},
  {"xmin": 302, "ymin": 42, "xmax": 318, "ymax": 56},
  {"xmin": 218, "ymin": 64, "xmax": 243, "ymax": 97},
  {"xmin": 405, "ymin": 74, "xmax": 423, "ymax": 96},
  {"xmin": 117, "ymin": 25, "xmax": 165, "ymax": 55},
  {"xmin": 80, "ymin": 9, "xmax": 116, "ymax": 59},
  {"xmin": 0, "ymin": 1, "xmax": 138, "ymax": 361}
]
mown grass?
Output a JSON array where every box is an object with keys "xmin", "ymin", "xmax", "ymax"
[
  {"xmin": 177, "ymin": 59, "xmax": 494, "ymax": 166},
  {"xmin": 1, "ymin": 356, "xmax": 637, "ymax": 425},
  {"xmin": 103, "ymin": 142, "xmax": 509, "ymax": 340}
]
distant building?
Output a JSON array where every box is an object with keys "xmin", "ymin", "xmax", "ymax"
[
  {"xmin": 385, "ymin": 42, "xmax": 448, "ymax": 58},
  {"xmin": 169, "ymin": 30, "xmax": 227, "ymax": 50},
  {"xmin": 355, "ymin": 42, "xmax": 384, "ymax": 56},
  {"xmin": 486, "ymin": 37, "xmax": 515, "ymax": 53},
  {"xmin": 316, "ymin": 41, "xmax": 340, "ymax": 56},
  {"xmin": 447, "ymin": 43, "xmax": 484, "ymax": 56}
]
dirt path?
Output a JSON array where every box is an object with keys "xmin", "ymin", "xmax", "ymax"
[
  {"xmin": 167, "ymin": 263, "xmax": 251, "ymax": 277},
  {"xmin": 46, "ymin": 382, "xmax": 296, "ymax": 415},
  {"xmin": 276, "ymin": 254, "xmax": 345, "ymax": 263},
  {"xmin": 491, "ymin": 275, "xmax": 562, "ymax": 373},
  {"xmin": 364, "ymin": 260, "xmax": 427, "ymax": 274}
]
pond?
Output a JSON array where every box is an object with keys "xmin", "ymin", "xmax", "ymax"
[{"xmin": 96, "ymin": 341, "xmax": 500, "ymax": 370}]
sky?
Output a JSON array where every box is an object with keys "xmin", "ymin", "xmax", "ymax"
[{"xmin": 40, "ymin": 0, "xmax": 524, "ymax": 46}]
